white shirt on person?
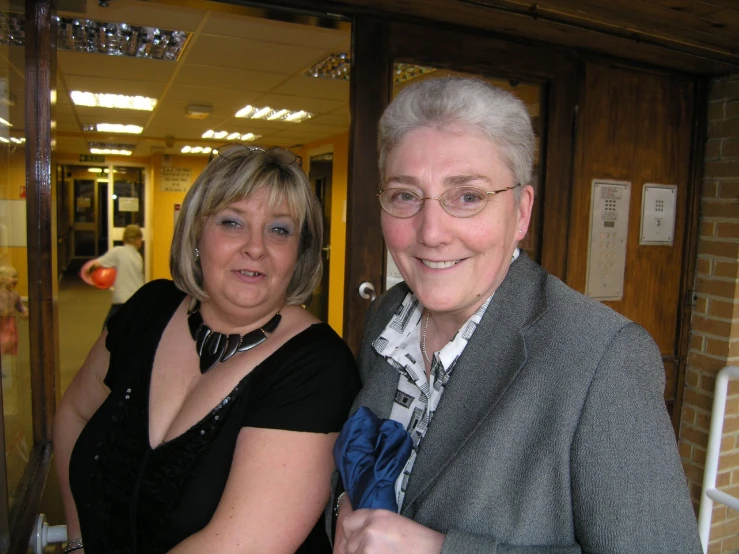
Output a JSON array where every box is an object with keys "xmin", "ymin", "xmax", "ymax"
[{"xmin": 97, "ymin": 243, "xmax": 144, "ymax": 305}]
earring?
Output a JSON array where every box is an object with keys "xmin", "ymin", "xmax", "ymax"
[{"xmin": 194, "ymin": 247, "xmax": 200, "ymax": 261}]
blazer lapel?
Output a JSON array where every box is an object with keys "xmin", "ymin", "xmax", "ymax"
[{"xmin": 400, "ymin": 255, "xmax": 548, "ymax": 514}]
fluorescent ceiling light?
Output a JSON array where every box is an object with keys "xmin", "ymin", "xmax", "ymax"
[
  {"xmin": 181, "ymin": 145, "xmax": 213, "ymax": 155},
  {"xmin": 0, "ymin": 137, "xmax": 8, "ymax": 143},
  {"xmin": 251, "ymin": 107, "xmax": 271, "ymax": 119},
  {"xmin": 95, "ymin": 123, "xmax": 143, "ymax": 134},
  {"xmin": 0, "ymin": 117, "xmax": 12, "ymax": 127},
  {"xmin": 90, "ymin": 148, "xmax": 132, "ymax": 156},
  {"xmin": 88, "ymin": 168, "xmax": 103, "ymax": 173},
  {"xmin": 71, "ymin": 91, "xmax": 157, "ymax": 111},
  {"xmin": 202, "ymin": 130, "xmax": 261, "ymax": 142},
  {"xmin": 10, "ymin": 137, "xmax": 25, "ymax": 143},
  {"xmin": 235, "ymin": 105, "xmax": 254, "ymax": 118},
  {"xmin": 234, "ymin": 105, "xmax": 313, "ymax": 123}
]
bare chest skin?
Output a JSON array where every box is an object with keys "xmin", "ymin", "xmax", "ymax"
[{"xmin": 147, "ymin": 299, "xmax": 313, "ymax": 449}]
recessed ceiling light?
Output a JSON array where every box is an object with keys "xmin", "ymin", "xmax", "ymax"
[
  {"xmin": 71, "ymin": 91, "xmax": 157, "ymax": 111},
  {"xmin": 95, "ymin": 123, "xmax": 143, "ymax": 134},
  {"xmin": 90, "ymin": 148, "xmax": 132, "ymax": 156},
  {"xmin": 305, "ymin": 53, "xmax": 437, "ymax": 85},
  {"xmin": 55, "ymin": 17, "xmax": 190, "ymax": 61},
  {"xmin": 201, "ymin": 130, "xmax": 261, "ymax": 142},
  {"xmin": 89, "ymin": 142, "xmax": 135, "ymax": 156},
  {"xmin": 234, "ymin": 105, "xmax": 313, "ymax": 123},
  {"xmin": 181, "ymin": 145, "xmax": 213, "ymax": 155}
]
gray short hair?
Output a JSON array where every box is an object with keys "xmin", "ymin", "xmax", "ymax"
[
  {"xmin": 170, "ymin": 149, "xmax": 322, "ymax": 306},
  {"xmin": 378, "ymin": 77, "xmax": 535, "ymax": 200}
]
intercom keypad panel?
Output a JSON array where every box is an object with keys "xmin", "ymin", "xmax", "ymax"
[{"xmin": 586, "ymin": 180, "xmax": 631, "ymax": 301}]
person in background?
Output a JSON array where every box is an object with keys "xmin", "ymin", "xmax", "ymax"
[
  {"xmin": 0, "ymin": 265, "xmax": 28, "ymax": 356},
  {"xmin": 331, "ymin": 77, "xmax": 702, "ymax": 553},
  {"xmin": 54, "ymin": 145, "xmax": 359, "ymax": 554},
  {"xmin": 85, "ymin": 223, "xmax": 144, "ymax": 329}
]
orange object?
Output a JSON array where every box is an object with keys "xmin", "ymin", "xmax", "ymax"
[{"xmin": 91, "ymin": 267, "xmax": 117, "ymax": 289}]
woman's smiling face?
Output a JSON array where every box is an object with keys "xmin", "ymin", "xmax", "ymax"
[
  {"xmin": 381, "ymin": 124, "xmax": 534, "ymax": 323},
  {"xmin": 198, "ymin": 187, "xmax": 300, "ymax": 321}
]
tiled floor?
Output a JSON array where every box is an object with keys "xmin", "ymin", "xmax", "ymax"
[{"xmin": 57, "ymin": 269, "xmax": 111, "ymax": 394}]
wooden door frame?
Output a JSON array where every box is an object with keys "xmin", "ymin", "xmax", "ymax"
[
  {"xmin": 343, "ymin": 15, "xmax": 578, "ymax": 353},
  {"xmin": 7, "ymin": 1, "xmax": 60, "ymax": 552}
]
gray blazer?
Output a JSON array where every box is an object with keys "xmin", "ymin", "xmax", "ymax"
[{"xmin": 346, "ymin": 254, "xmax": 701, "ymax": 553}]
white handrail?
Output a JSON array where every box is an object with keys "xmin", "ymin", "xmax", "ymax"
[{"xmin": 698, "ymin": 365, "xmax": 739, "ymax": 553}]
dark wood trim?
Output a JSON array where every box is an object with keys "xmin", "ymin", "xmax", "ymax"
[
  {"xmin": 8, "ymin": 442, "xmax": 53, "ymax": 554},
  {"xmin": 0, "ymin": 359, "xmax": 11, "ymax": 552},
  {"xmin": 224, "ymin": 0, "xmax": 739, "ymax": 75},
  {"xmin": 672, "ymin": 78, "xmax": 709, "ymax": 437},
  {"xmin": 25, "ymin": 0, "xmax": 60, "ymax": 445},
  {"xmin": 342, "ymin": 16, "xmax": 390, "ymax": 354}
]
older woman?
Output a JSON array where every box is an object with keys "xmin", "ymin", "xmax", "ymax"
[
  {"xmin": 332, "ymin": 77, "xmax": 701, "ymax": 553},
  {"xmin": 54, "ymin": 145, "xmax": 359, "ymax": 554}
]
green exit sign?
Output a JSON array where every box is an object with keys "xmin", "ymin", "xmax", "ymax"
[{"xmin": 80, "ymin": 154, "xmax": 105, "ymax": 163}]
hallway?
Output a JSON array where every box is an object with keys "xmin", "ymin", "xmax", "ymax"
[{"xmin": 58, "ymin": 264, "xmax": 112, "ymax": 394}]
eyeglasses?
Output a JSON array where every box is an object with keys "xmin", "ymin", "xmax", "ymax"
[
  {"xmin": 208, "ymin": 143, "xmax": 302, "ymax": 167},
  {"xmin": 377, "ymin": 184, "xmax": 520, "ymax": 218}
]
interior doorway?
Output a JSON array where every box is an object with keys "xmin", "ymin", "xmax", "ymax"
[
  {"xmin": 307, "ymin": 154, "xmax": 333, "ymax": 322},
  {"xmin": 58, "ymin": 164, "xmax": 148, "ymax": 278}
]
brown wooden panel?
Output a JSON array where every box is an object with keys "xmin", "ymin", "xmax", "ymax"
[
  {"xmin": 566, "ymin": 61, "xmax": 695, "ymax": 358},
  {"xmin": 342, "ymin": 16, "xmax": 390, "ymax": 354},
  {"xmin": 468, "ymin": 0, "xmax": 739, "ymax": 53},
  {"xmin": 303, "ymin": 0, "xmax": 739, "ymax": 73},
  {"xmin": 663, "ymin": 356, "xmax": 678, "ymax": 403}
]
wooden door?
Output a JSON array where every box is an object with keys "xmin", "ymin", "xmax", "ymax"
[
  {"xmin": 343, "ymin": 16, "xmax": 578, "ymax": 353},
  {"xmin": 566, "ymin": 61, "xmax": 700, "ymax": 424}
]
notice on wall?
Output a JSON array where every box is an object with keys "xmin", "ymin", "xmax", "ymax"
[
  {"xmin": 160, "ymin": 167, "xmax": 192, "ymax": 192},
  {"xmin": 118, "ymin": 197, "xmax": 140, "ymax": 212}
]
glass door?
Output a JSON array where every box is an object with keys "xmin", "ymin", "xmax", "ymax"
[{"xmin": 108, "ymin": 166, "xmax": 147, "ymax": 278}]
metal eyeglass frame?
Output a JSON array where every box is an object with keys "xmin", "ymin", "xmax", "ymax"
[{"xmin": 377, "ymin": 183, "xmax": 520, "ymax": 218}]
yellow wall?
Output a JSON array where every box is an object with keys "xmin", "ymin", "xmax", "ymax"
[
  {"xmin": 149, "ymin": 153, "xmax": 208, "ymax": 281},
  {"xmin": 299, "ymin": 134, "xmax": 349, "ymax": 335}
]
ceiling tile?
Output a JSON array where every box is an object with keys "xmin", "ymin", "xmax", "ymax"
[
  {"xmin": 273, "ymin": 74, "xmax": 350, "ymax": 100},
  {"xmin": 184, "ymin": 35, "xmax": 327, "ymax": 75},
  {"xmin": 58, "ymin": 51, "xmax": 177, "ymax": 82},
  {"xmin": 201, "ymin": 11, "xmax": 350, "ymax": 50}
]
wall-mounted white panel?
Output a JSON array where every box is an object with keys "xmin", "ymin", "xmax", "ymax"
[
  {"xmin": 586, "ymin": 180, "xmax": 631, "ymax": 301},
  {"xmin": 640, "ymin": 184, "xmax": 677, "ymax": 245}
]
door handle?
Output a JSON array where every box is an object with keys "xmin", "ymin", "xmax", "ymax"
[{"xmin": 358, "ymin": 282, "xmax": 377, "ymax": 301}]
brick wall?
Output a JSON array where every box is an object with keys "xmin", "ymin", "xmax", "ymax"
[{"xmin": 679, "ymin": 73, "xmax": 739, "ymax": 554}]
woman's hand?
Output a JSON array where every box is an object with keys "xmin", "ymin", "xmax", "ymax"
[{"xmin": 337, "ymin": 508, "xmax": 445, "ymax": 554}]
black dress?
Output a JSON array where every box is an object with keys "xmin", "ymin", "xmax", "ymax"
[{"xmin": 69, "ymin": 280, "xmax": 359, "ymax": 554}]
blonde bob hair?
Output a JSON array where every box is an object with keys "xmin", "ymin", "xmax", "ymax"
[{"xmin": 170, "ymin": 148, "xmax": 322, "ymax": 306}]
